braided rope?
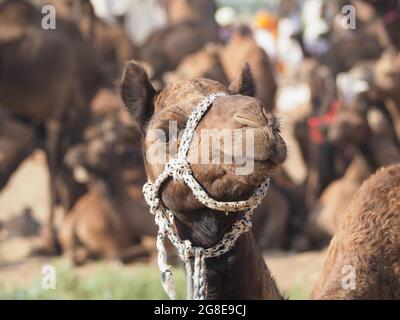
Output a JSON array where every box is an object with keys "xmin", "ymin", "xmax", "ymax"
[{"xmin": 142, "ymin": 92, "xmax": 270, "ymax": 300}]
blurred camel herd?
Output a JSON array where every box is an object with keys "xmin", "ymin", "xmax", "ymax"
[{"xmin": 0, "ymin": 0, "xmax": 399, "ymax": 299}]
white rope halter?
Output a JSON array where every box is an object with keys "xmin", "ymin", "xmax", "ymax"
[{"xmin": 142, "ymin": 92, "xmax": 270, "ymax": 300}]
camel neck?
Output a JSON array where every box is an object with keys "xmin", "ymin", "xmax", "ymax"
[{"xmin": 173, "ymin": 210, "xmax": 283, "ymax": 300}]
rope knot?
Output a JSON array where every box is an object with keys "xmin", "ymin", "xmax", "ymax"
[
  {"xmin": 166, "ymin": 158, "xmax": 192, "ymax": 182},
  {"xmin": 181, "ymin": 239, "xmax": 194, "ymax": 259}
]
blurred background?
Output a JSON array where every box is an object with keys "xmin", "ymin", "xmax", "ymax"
[{"xmin": 0, "ymin": 0, "xmax": 399, "ymax": 299}]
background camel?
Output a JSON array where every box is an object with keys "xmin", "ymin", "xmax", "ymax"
[
  {"xmin": 293, "ymin": 61, "xmax": 341, "ymax": 211},
  {"xmin": 219, "ymin": 25, "xmax": 277, "ymax": 111},
  {"xmin": 0, "ymin": 0, "xmax": 101, "ymax": 252},
  {"xmin": 361, "ymin": 0, "xmax": 400, "ymax": 50},
  {"xmin": 139, "ymin": 0, "xmax": 219, "ymax": 81},
  {"xmin": 59, "ymin": 111, "xmax": 158, "ymax": 265},
  {"xmin": 163, "ymin": 44, "xmax": 229, "ymax": 87},
  {"xmin": 0, "ymin": 109, "xmax": 36, "ymax": 190},
  {"xmin": 328, "ymin": 61, "xmax": 400, "ymax": 169},
  {"xmin": 166, "ymin": 0, "xmax": 217, "ymax": 25},
  {"xmin": 306, "ymin": 154, "xmax": 371, "ymax": 243},
  {"xmin": 163, "ymin": 24, "xmax": 278, "ymax": 113},
  {"xmin": 293, "ymin": 57, "xmax": 400, "ymax": 246},
  {"xmin": 34, "ymin": 0, "xmax": 137, "ymax": 86}
]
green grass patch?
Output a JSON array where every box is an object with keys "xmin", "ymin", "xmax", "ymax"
[
  {"xmin": 284, "ymin": 284, "xmax": 311, "ymax": 300},
  {"xmin": 0, "ymin": 262, "xmax": 186, "ymax": 300},
  {"xmin": 0, "ymin": 260, "xmax": 310, "ymax": 300}
]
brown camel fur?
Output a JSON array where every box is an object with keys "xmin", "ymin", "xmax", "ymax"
[
  {"xmin": 139, "ymin": 0, "xmax": 219, "ymax": 81},
  {"xmin": 166, "ymin": 0, "xmax": 217, "ymax": 25},
  {"xmin": 319, "ymin": 0, "xmax": 384, "ymax": 76},
  {"xmin": 163, "ymin": 44, "xmax": 229, "ymax": 87},
  {"xmin": 361, "ymin": 0, "xmax": 400, "ymax": 50},
  {"xmin": 139, "ymin": 20, "xmax": 219, "ymax": 82},
  {"xmin": 0, "ymin": 109, "xmax": 36, "ymax": 190},
  {"xmin": 373, "ymin": 49, "xmax": 400, "ymax": 143},
  {"xmin": 219, "ymin": 26, "xmax": 277, "ymax": 111},
  {"xmin": 307, "ymin": 153, "xmax": 372, "ymax": 241},
  {"xmin": 118, "ymin": 62, "xmax": 400, "ymax": 299},
  {"xmin": 252, "ymin": 182, "xmax": 290, "ymax": 250},
  {"xmin": 293, "ymin": 60, "xmax": 343, "ymax": 214},
  {"xmin": 312, "ymin": 163, "xmax": 400, "ymax": 299},
  {"xmin": 120, "ymin": 61, "xmax": 285, "ymax": 299},
  {"xmin": 60, "ymin": 111, "xmax": 158, "ymax": 265},
  {"xmin": 328, "ymin": 105, "xmax": 400, "ymax": 169},
  {"xmin": 35, "ymin": 0, "xmax": 136, "ymax": 85},
  {"xmin": 0, "ymin": 0, "xmax": 101, "ymax": 252}
]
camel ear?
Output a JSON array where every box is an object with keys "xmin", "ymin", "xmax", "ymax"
[
  {"xmin": 120, "ymin": 61, "xmax": 156, "ymax": 132},
  {"xmin": 228, "ymin": 63, "xmax": 256, "ymax": 97}
]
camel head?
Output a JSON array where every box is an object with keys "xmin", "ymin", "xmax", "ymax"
[
  {"xmin": 329, "ymin": 62, "xmax": 384, "ymax": 147},
  {"xmin": 120, "ymin": 61, "xmax": 286, "ymax": 245},
  {"xmin": 65, "ymin": 112, "xmax": 141, "ymax": 184},
  {"xmin": 374, "ymin": 49, "xmax": 400, "ymax": 101}
]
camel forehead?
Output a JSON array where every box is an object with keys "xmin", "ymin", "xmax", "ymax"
[{"xmin": 155, "ymin": 78, "xmax": 227, "ymax": 111}]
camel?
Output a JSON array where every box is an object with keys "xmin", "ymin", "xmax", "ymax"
[
  {"xmin": 293, "ymin": 60, "xmax": 344, "ymax": 212},
  {"xmin": 139, "ymin": 21, "xmax": 219, "ymax": 82},
  {"xmin": 166, "ymin": 0, "xmax": 217, "ymax": 25},
  {"xmin": 163, "ymin": 44, "xmax": 229, "ymax": 87},
  {"xmin": 328, "ymin": 104, "xmax": 400, "ymax": 170},
  {"xmin": 312, "ymin": 163, "xmax": 400, "ymax": 299},
  {"xmin": 361, "ymin": 0, "xmax": 400, "ymax": 50},
  {"xmin": 0, "ymin": 0, "xmax": 101, "ymax": 252},
  {"xmin": 373, "ymin": 49, "xmax": 400, "ymax": 143},
  {"xmin": 59, "ymin": 111, "xmax": 158, "ymax": 265},
  {"xmin": 162, "ymin": 25, "xmax": 278, "ymax": 114},
  {"xmin": 34, "ymin": 0, "xmax": 136, "ymax": 85},
  {"xmin": 317, "ymin": 0, "xmax": 384, "ymax": 76},
  {"xmin": 357, "ymin": 1, "xmax": 400, "ymax": 143},
  {"xmin": 219, "ymin": 25, "xmax": 277, "ymax": 111},
  {"xmin": 120, "ymin": 61, "xmax": 286, "ymax": 299},
  {"xmin": 139, "ymin": 0, "xmax": 219, "ymax": 82},
  {"xmin": 164, "ymin": 33, "xmax": 279, "ymax": 114},
  {"xmin": 163, "ymin": 31, "xmax": 278, "ymax": 110},
  {"xmin": 307, "ymin": 154, "xmax": 371, "ymax": 243},
  {"xmin": 0, "ymin": 109, "xmax": 36, "ymax": 190},
  {"xmin": 297, "ymin": 60, "xmax": 400, "ymax": 246}
]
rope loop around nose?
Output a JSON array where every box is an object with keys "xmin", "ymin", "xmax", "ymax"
[{"xmin": 165, "ymin": 158, "xmax": 191, "ymax": 182}]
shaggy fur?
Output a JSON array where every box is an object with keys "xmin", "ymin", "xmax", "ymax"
[{"xmin": 312, "ymin": 164, "xmax": 400, "ymax": 299}]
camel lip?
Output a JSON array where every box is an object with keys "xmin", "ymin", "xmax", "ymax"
[
  {"xmin": 253, "ymin": 158, "xmax": 279, "ymax": 172},
  {"xmin": 255, "ymin": 153, "xmax": 285, "ymax": 166}
]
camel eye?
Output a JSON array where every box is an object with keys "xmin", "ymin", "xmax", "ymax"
[
  {"xmin": 155, "ymin": 127, "xmax": 171, "ymax": 144},
  {"xmin": 156, "ymin": 122, "xmax": 180, "ymax": 144}
]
